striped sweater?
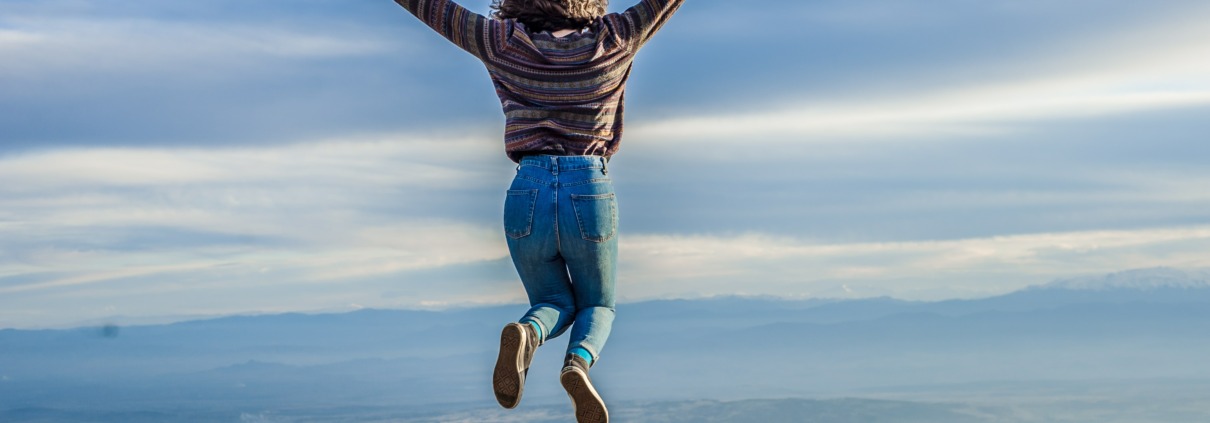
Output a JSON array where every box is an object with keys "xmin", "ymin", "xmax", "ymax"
[{"xmin": 393, "ymin": 0, "xmax": 684, "ymax": 162}]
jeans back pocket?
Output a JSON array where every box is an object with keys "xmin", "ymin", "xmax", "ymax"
[
  {"xmin": 504, "ymin": 189, "xmax": 538, "ymax": 239},
  {"xmin": 571, "ymin": 193, "xmax": 617, "ymax": 242}
]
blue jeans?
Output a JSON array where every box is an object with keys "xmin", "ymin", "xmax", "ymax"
[{"xmin": 504, "ymin": 155, "xmax": 617, "ymax": 363}]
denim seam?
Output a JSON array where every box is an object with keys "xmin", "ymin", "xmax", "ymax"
[
  {"xmin": 562, "ymin": 177, "xmax": 610, "ymax": 188},
  {"xmin": 516, "ymin": 174, "xmax": 545, "ymax": 185},
  {"xmin": 553, "ymin": 181, "xmax": 561, "ymax": 253}
]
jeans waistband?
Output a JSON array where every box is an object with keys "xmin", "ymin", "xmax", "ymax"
[{"xmin": 518, "ymin": 155, "xmax": 608, "ymax": 172}]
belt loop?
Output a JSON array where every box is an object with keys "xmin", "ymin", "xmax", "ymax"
[{"xmin": 601, "ymin": 156, "xmax": 608, "ymax": 175}]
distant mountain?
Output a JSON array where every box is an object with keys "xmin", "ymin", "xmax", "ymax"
[
  {"xmin": 1032, "ymin": 267, "xmax": 1210, "ymax": 291},
  {"xmin": 614, "ymin": 267, "xmax": 1210, "ymax": 330},
  {"xmin": 2, "ymin": 268, "xmax": 1209, "ymax": 419},
  {"xmin": 933, "ymin": 266, "xmax": 1210, "ymax": 315}
]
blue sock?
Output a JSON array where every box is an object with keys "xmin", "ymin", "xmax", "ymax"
[
  {"xmin": 525, "ymin": 321, "xmax": 543, "ymax": 343},
  {"xmin": 568, "ymin": 347, "xmax": 593, "ymax": 365}
]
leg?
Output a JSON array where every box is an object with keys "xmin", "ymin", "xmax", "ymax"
[
  {"xmin": 505, "ymin": 183, "xmax": 577, "ymax": 342},
  {"xmin": 496, "ymin": 173, "xmax": 574, "ymax": 409},
  {"xmin": 558, "ymin": 187, "xmax": 616, "ymax": 423},
  {"xmin": 559, "ymin": 184, "xmax": 618, "ymax": 363},
  {"xmin": 511, "ymin": 249, "xmax": 577, "ymax": 342},
  {"xmin": 563, "ymin": 241, "xmax": 616, "ymax": 362}
]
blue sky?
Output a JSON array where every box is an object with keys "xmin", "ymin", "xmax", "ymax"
[{"xmin": 2, "ymin": 0, "xmax": 1209, "ymax": 328}]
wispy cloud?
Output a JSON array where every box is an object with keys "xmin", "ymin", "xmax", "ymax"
[
  {"xmin": 0, "ymin": 1, "xmax": 479, "ymax": 148},
  {"xmin": 618, "ymin": 227, "xmax": 1210, "ymax": 301},
  {"xmin": 2, "ymin": 134, "xmax": 1208, "ymax": 328},
  {"xmin": 0, "ymin": 134, "xmax": 508, "ymax": 290},
  {"xmin": 635, "ymin": 17, "xmax": 1210, "ymax": 141},
  {"xmin": 0, "ymin": 18, "xmax": 395, "ymax": 76}
]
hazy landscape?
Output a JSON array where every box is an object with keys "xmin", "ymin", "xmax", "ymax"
[
  {"xmin": 2, "ymin": 267, "xmax": 1209, "ymax": 422},
  {"xmin": 5, "ymin": 0, "xmax": 1209, "ymax": 421}
]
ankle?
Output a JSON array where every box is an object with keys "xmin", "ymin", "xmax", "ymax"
[
  {"xmin": 522, "ymin": 320, "xmax": 543, "ymax": 345},
  {"xmin": 567, "ymin": 347, "xmax": 593, "ymax": 367}
]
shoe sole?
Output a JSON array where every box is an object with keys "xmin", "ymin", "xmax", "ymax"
[
  {"xmin": 493, "ymin": 323, "xmax": 526, "ymax": 409},
  {"xmin": 560, "ymin": 367, "xmax": 608, "ymax": 423}
]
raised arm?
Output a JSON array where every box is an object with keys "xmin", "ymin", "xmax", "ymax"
[
  {"xmin": 393, "ymin": 0, "xmax": 492, "ymax": 59},
  {"xmin": 616, "ymin": 0, "xmax": 685, "ymax": 49}
]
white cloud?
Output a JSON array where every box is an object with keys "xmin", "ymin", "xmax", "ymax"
[
  {"xmin": 1, "ymin": 133, "xmax": 1208, "ymax": 327},
  {"xmin": 0, "ymin": 133, "xmax": 510, "ymax": 297},
  {"xmin": 0, "ymin": 16, "xmax": 397, "ymax": 77},
  {"xmin": 0, "ymin": 136, "xmax": 499, "ymax": 191},
  {"xmin": 634, "ymin": 16, "xmax": 1210, "ymax": 141},
  {"xmin": 0, "ymin": 28, "xmax": 43, "ymax": 45},
  {"xmin": 616, "ymin": 226, "xmax": 1210, "ymax": 301}
]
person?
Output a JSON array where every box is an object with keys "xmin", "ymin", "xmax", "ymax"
[{"xmin": 391, "ymin": 0, "xmax": 683, "ymax": 421}]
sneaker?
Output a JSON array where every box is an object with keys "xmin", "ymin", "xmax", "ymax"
[
  {"xmin": 493, "ymin": 322, "xmax": 538, "ymax": 408},
  {"xmin": 560, "ymin": 353, "xmax": 608, "ymax": 423}
]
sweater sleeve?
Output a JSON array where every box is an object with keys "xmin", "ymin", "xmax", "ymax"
[
  {"xmin": 616, "ymin": 0, "xmax": 685, "ymax": 49},
  {"xmin": 393, "ymin": 0, "xmax": 493, "ymax": 60}
]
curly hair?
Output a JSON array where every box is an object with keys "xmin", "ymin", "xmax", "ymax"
[{"xmin": 491, "ymin": 0, "xmax": 608, "ymax": 33}]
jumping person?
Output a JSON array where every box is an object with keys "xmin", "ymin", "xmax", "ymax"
[{"xmin": 391, "ymin": 0, "xmax": 683, "ymax": 421}]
